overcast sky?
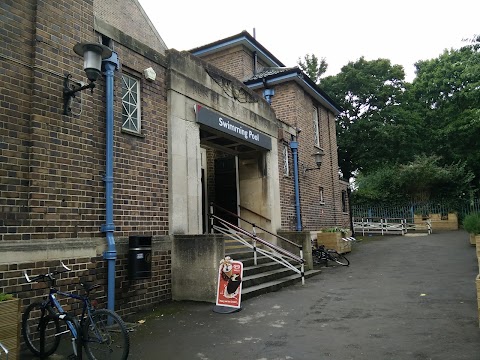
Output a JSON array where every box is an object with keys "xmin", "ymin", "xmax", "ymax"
[{"xmin": 137, "ymin": 0, "xmax": 479, "ymax": 82}]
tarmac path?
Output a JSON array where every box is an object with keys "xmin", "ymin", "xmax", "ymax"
[{"xmin": 127, "ymin": 230, "xmax": 480, "ymax": 360}]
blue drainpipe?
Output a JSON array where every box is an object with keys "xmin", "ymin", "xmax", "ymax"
[
  {"xmin": 101, "ymin": 52, "xmax": 119, "ymax": 312},
  {"xmin": 290, "ymin": 140, "xmax": 302, "ymax": 231}
]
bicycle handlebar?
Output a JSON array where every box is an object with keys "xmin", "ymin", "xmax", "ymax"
[{"xmin": 24, "ymin": 261, "xmax": 71, "ymax": 283}]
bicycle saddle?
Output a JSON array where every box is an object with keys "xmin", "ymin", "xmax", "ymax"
[{"xmin": 80, "ymin": 282, "xmax": 101, "ymax": 293}]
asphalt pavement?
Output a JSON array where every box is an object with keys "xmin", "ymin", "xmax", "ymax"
[
  {"xmin": 20, "ymin": 230, "xmax": 480, "ymax": 359},
  {"xmin": 126, "ymin": 230, "xmax": 480, "ymax": 360}
]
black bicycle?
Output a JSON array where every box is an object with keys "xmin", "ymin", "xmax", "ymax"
[
  {"xmin": 312, "ymin": 245, "xmax": 350, "ymax": 267},
  {"xmin": 22, "ymin": 262, "xmax": 130, "ymax": 360}
]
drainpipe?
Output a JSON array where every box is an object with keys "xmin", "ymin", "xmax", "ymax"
[
  {"xmin": 101, "ymin": 51, "xmax": 119, "ymax": 312},
  {"xmin": 290, "ymin": 139, "xmax": 302, "ymax": 231}
]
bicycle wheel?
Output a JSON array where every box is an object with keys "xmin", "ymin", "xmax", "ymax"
[
  {"xmin": 83, "ymin": 308, "xmax": 130, "ymax": 360},
  {"xmin": 312, "ymin": 249, "xmax": 323, "ymax": 265},
  {"xmin": 329, "ymin": 251, "xmax": 350, "ymax": 266},
  {"xmin": 22, "ymin": 302, "xmax": 61, "ymax": 357}
]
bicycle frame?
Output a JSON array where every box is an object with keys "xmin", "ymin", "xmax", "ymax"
[
  {"xmin": 47, "ymin": 287, "xmax": 92, "ymax": 338},
  {"xmin": 24, "ymin": 263, "xmax": 97, "ymax": 345}
]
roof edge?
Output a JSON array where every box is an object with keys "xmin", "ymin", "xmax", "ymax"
[
  {"xmin": 245, "ymin": 69, "xmax": 342, "ymax": 115},
  {"xmin": 190, "ymin": 30, "xmax": 285, "ymax": 68}
]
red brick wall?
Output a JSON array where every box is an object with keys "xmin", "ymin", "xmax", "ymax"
[
  {"xmin": 272, "ymin": 83, "xmax": 345, "ymax": 230},
  {"xmin": 0, "ymin": 0, "xmax": 172, "ymax": 314},
  {"xmin": 94, "ymin": 0, "xmax": 167, "ymax": 53},
  {"xmin": 1, "ymin": 0, "xmax": 37, "ymax": 238},
  {"xmin": 200, "ymin": 45, "xmax": 269, "ymax": 81},
  {"xmin": 0, "ymin": 242, "xmax": 171, "ymax": 318},
  {"xmin": 1, "ymin": 0, "xmax": 169, "ymax": 240},
  {"xmin": 112, "ymin": 47, "xmax": 169, "ymax": 236}
]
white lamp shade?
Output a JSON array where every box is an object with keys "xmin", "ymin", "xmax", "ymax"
[
  {"xmin": 73, "ymin": 43, "xmax": 112, "ymax": 82},
  {"xmin": 83, "ymin": 50, "xmax": 102, "ymax": 81}
]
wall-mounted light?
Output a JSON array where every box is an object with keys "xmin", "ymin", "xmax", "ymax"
[
  {"xmin": 63, "ymin": 42, "xmax": 112, "ymax": 115},
  {"xmin": 303, "ymin": 149, "xmax": 325, "ymax": 176}
]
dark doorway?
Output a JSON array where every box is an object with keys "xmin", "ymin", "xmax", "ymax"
[
  {"xmin": 201, "ymin": 168, "xmax": 207, "ymax": 233},
  {"xmin": 214, "ymin": 157, "xmax": 238, "ymax": 225}
]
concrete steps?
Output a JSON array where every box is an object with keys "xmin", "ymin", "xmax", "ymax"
[{"xmin": 226, "ymin": 250, "xmax": 321, "ymax": 301}]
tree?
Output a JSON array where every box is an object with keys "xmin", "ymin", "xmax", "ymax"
[
  {"xmin": 297, "ymin": 54, "xmax": 328, "ymax": 84},
  {"xmin": 411, "ymin": 41, "xmax": 480, "ymax": 188},
  {"xmin": 321, "ymin": 57, "xmax": 423, "ymax": 179},
  {"xmin": 352, "ymin": 155, "xmax": 474, "ymax": 207}
]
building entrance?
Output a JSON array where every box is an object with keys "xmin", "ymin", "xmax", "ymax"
[{"xmin": 214, "ymin": 156, "xmax": 238, "ymax": 226}]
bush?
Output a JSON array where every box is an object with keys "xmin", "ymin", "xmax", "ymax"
[
  {"xmin": 321, "ymin": 227, "xmax": 349, "ymax": 233},
  {"xmin": 463, "ymin": 213, "xmax": 480, "ymax": 234},
  {"xmin": 0, "ymin": 293, "xmax": 13, "ymax": 302}
]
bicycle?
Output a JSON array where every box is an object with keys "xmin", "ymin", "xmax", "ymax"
[
  {"xmin": 22, "ymin": 262, "xmax": 130, "ymax": 360},
  {"xmin": 312, "ymin": 244, "xmax": 350, "ymax": 267}
]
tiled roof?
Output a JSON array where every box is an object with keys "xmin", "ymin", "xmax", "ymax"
[{"xmin": 247, "ymin": 67, "xmax": 299, "ymax": 81}]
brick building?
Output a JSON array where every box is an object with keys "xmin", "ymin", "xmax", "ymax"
[
  {"xmin": 1, "ymin": 0, "xmax": 349, "ymax": 317},
  {"xmin": 191, "ymin": 32, "xmax": 351, "ymax": 234}
]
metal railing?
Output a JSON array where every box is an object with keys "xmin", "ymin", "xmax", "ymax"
[
  {"xmin": 210, "ymin": 203, "xmax": 305, "ymax": 285},
  {"xmin": 238, "ymin": 204, "xmax": 271, "ymax": 223},
  {"xmin": 353, "ymin": 217, "xmax": 432, "ymax": 235}
]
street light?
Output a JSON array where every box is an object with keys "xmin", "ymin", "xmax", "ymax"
[{"xmin": 63, "ymin": 42, "xmax": 112, "ymax": 115}]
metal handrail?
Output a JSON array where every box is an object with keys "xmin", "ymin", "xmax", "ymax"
[
  {"xmin": 212, "ymin": 203, "xmax": 302, "ymax": 250},
  {"xmin": 238, "ymin": 204, "xmax": 271, "ymax": 223},
  {"xmin": 212, "ymin": 214, "xmax": 303, "ymax": 263},
  {"xmin": 211, "ymin": 213, "xmax": 305, "ymax": 285}
]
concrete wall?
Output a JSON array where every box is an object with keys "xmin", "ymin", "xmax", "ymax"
[
  {"xmin": 171, "ymin": 234, "xmax": 224, "ymax": 302},
  {"xmin": 166, "ymin": 50, "xmax": 282, "ymax": 235},
  {"xmin": 277, "ymin": 231, "xmax": 313, "ymax": 270}
]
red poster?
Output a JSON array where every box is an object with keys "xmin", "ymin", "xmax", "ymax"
[{"xmin": 216, "ymin": 256, "xmax": 243, "ymax": 309}]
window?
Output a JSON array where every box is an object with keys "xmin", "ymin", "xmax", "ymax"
[
  {"xmin": 122, "ymin": 74, "xmax": 141, "ymax": 133},
  {"xmin": 313, "ymin": 107, "xmax": 320, "ymax": 147},
  {"xmin": 319, "ymin": 187, "xmax": 324, "ymax": 205},
  {"xmin": 283, "ymin": 144, "xmax": 289, "ymax": 177},
  {"xmin": 342, "ymin": 190, "xmax": 348, "ymax": 213}
]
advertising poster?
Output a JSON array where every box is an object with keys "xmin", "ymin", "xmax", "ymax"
[{"xmin": 216, "ymin": 256, "xmax": 243, "ymax": 309}]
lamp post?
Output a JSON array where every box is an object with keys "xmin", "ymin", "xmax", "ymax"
[
  {"xmin": 63, "ymin": 42, "xmax": 112, "ymax": 115},
  {"xmin": 303, "ymin": 149, "xmax": 325, "ymax": 175}
]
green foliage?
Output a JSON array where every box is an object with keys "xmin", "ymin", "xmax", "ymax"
[
  {"xmin": 321, "ymin": 227, "xmax": 349, "ymax": 233},
  {"xmin": 463, "ymin": 213, "xmax": 480, "ymax": 234},
  {"xmin": 412, "ymin": 43, "xmax": 480, "ymax": 189},
  {"xmin": 305, "ymin": 35, "xmax": 480, "ymax": 196},
  {"xmin": 297, "ymin": 54, "xmax": 328, "ymax": 84},
  {"xmin": 0, "ymin": 293, "xmax": 13, "ymax": 301},
  {"xmin": 352, "ymin": 155, "xmax": 474, "ymax": 207},
  {"xmin": 321, "ymin": 57, "xmax": 422, "ymax": 179}
]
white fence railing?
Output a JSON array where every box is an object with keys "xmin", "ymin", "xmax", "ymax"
[{"xmin": 353, "ymin": 217, "xmax": 432, "ymax": 236}]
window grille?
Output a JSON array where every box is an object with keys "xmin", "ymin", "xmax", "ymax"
[
  {"xmin": 122, "ymin": 74, "xmax": 141, "ymax": 133},
  {"xmin": 283, "ymin": 144, "xmax": 289, "ymax": 176}
]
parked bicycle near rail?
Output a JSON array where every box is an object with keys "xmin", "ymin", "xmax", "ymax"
[
  {"xmin": 22, "ymin": 262, "xmax": 130, "ymax": 360},
  {"xmin": 312, "ymin": 244, "xmax": 350, "ymax": 267}
]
